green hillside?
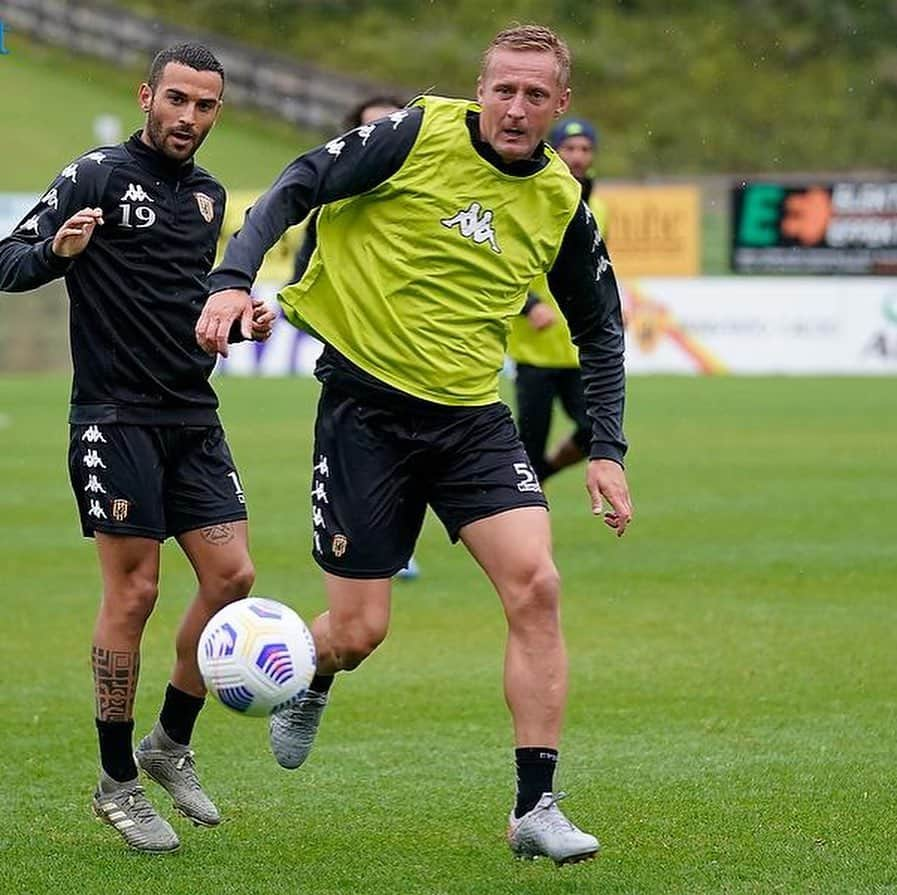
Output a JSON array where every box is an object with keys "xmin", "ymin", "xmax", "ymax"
[
  {"xmin": 0, "ymin": 38, "xmax": 313, "ymax": 191},
  {"xmin": 113, "ymin": 0, "xmax": 897, "ymax": 176}
]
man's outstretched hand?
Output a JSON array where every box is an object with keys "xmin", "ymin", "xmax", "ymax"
[
  {"xmin": 52, "ymin": 207, "xmax": 104, "ymax": 259},
  {"xmin": 586, "ymin": 459, "xmax": 633, "ymax": 537}
]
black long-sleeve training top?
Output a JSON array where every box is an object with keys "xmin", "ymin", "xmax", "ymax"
[
  {"xmin": 0, "ymin": 133, "xmax": 227, "ymax": 425},
  {"xmin": 209, "ymin": 106, "xmax": 627, "ymax": 463}
]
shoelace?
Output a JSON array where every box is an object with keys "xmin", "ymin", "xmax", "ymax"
[
  {"xmin": 279, "ymin": 691, "xmax": 326, "ymax": 722},
  {"xmin": 122, "ymin": 786, "xmax": 161, "ymax": 824},
  {"xmin": 538, "ymin": 792, "xmax": 577, "ymax": 833},
  {"xmin": 173, "ymin": 749, "xmax": 202, "ymax": 791}
]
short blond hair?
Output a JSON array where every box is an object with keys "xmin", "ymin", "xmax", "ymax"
[{"xmin": 481, "ymin": 24, "xmax": 571, "ymax": 90}]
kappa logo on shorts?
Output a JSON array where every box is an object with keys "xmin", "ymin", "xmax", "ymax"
[
  {"xmin": 194, "ymin": 192, "xmax": 215, "ymax": 223},
  {"xmin": 84, "ymin": 475, "xmax": 106, "ymax": 494},
  {"xmin": 331, "ymin": 534, "xmax": 348, "ymax": 558},
  {"xmin": 111, "ymin": 499, "xmax": 129, "ymax": 521},
  {"xmin": 83, "ymin": 449, "xmax": 107, "ymax": 469}
]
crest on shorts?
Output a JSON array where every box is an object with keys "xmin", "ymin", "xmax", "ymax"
[
  {"xmin": 194, "ymin": 192, "xmax": 215, "ymax": 223},
  {"xmin": 111, "ymin": 499, "xmax": 129, "ymax": 521},
  {"xmin": 331, "ymin": 534, "xmax": 348, "ymax": 558}
]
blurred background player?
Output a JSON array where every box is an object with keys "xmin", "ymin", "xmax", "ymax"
[
  {"xmin": 288, "ymin": 95, "xmax": 405, "ymax": 286},
  {"xmin": 288, "ymin": 94, "xmax": 421, "ymax": 581},
  {"xmin": 507, "ymin": 117, "xmax": 604, "ymax": 483},
  {"xmin": 0, "ymin": 44, "xmax": 273, "ymax": 852}
]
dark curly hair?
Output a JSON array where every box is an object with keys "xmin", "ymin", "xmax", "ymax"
[{"xmin": 148, "ymin": 43, "xmax": 224, "ymax": 92}]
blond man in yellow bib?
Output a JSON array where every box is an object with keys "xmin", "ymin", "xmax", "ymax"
[{"xmin": 197, "ymin": 24, "xmax": 632, "ymax": 865}]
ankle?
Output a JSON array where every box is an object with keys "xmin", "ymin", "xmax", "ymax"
[
  {"xmin": 514, "ymin": 747, "xmax": 558, "ymax": 818},
  {"xmin": 308, "ymin": 673, "xmax": 334, "ymax": 694}
]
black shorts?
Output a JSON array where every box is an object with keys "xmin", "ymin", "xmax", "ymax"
[
  {"xmin": 68, "ymin": 424, "xmax": 248, "ymax": 540},
  {"xmin": 310, "ymin": 386, "xmax": 548, "ymax": 578}
]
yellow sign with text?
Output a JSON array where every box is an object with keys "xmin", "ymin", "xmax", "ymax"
[
  {"xmin": 216, "ymin": 190, "xmax": 309, "ymax": 285},
  {"xmin": 601, "ymin": 185, "xmax": 701, "ymax": 276}
]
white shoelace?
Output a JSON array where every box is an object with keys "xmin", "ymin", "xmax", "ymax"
[
  {"xmin": 538, "ymin": 792, "xmax": 577, "ymax": 832},
  {"xmin": 173, "ymin": 749, "xmax": 202, "ymax": 790},
  {"xmin": 122, "ymin": 786, "xmax": 160, "ymax": 823}
]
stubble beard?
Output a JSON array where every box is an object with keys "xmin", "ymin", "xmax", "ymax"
[{"xmin": 145, "ymin": 102, "xmax": 205, "ymax": 162}]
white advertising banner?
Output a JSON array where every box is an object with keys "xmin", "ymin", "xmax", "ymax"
[
  {"xmin": 623, "ymin": 277, "xmax": 897, "ymax": 374},
  {"xmin": 0, "ymin": 194, "xmax": 38, "ymax": 238},
  {"xmin": 215, "ymin": 277, "xmax": 897, "ymax": 378}
]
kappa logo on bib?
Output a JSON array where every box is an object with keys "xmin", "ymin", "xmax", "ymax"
[{"xmin": 441, "ymin": 201, "xmax": 501, "ymax": 254}]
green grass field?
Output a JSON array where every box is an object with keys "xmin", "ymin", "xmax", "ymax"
[
  {"xmin": 0, "ymin": 38, "xmax": 313, "ymax": 192},
  {"xmin": 1, "ymin": 374, "xmax": 895, "ymax": 894}
]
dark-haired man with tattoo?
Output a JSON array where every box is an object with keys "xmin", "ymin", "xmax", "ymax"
[{"xmin": 0, "ymin": 44, "xmax": 273, "ymax": 852}]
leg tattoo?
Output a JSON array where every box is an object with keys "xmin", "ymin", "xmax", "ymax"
[
  {"xmin": 92, "ymin": 646, "xmax": 140, "ymax": 721},
  {"xmin": 200, "ymin": 523, "xmax": 235, "ymax": 546}
]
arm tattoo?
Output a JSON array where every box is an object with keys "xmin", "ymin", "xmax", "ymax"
[
  {"xmin": 201, "ymin": 523, "xmax": 236, "ymax": 545},
  {"xmin": 92, "ymin": 646, "xmax": 139, "ymax": 721}
]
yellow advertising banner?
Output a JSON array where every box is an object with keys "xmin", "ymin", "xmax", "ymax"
[
  {"xmin": 216, "ymin": 190, "xmax": 309, "ymax": 286},
  {"xmin": 600, "ymin": 184, "xmax": 701, "ymax": 276}
]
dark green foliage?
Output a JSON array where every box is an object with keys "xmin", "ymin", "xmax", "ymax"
[{"xmin": 112, "ymin": 0, "xmax": 897, "ymax": 174}]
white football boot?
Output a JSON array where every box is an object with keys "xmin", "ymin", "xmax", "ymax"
[
  {"xmin": 508, "ymin": 792, "xmax": 599, "ymax": 865},
  {"xmin": 269, "ymin": 688, "xmax": 329, "ymax": 769},
  {"xmin": 135, "ymin": 723, "xmax": 220, "ymax": 826},
  {"xmin": 92, "ymin": 771, "xmax": 180, "ymax": 853}
]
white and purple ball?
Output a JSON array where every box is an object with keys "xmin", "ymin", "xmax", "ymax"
[{"xmin": 197, "ymin": 597, "xmax": 316, "ymax": 717}]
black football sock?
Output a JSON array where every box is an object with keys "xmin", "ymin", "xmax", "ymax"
[
  {"xmin": 96, "ymin": 718, "xmax": 138, "ymax": 783},
  {"xmin": 514, "ymin": 746, "xmax": 558, "ymax": 818},
  {"xmin": 159, "ymin": 683, "xmax": 205, "ymax": 746},
  {"xmin": 309, "ymin": 673, "xmax": 334, "ymax": 694}
]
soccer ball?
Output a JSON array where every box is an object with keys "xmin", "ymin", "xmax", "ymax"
[{"xmin": 197, "ymin": 597, "xmax": 316, "ymax": 717}]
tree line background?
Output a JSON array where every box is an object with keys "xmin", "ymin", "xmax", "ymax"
[{"xmin": 115, "ymin": 0, "xmax": 897, "ymax": 176}]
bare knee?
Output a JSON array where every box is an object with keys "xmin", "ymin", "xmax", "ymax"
[
  {"xmin": 223, "ymin": 559, "xmax": 255, "ymax": 601},
  {"xmin": 101, "ymin": 574, "xmax": 158, "ymax": 636},
  {"xmin": 330, "ymin": 623, "xmax": 387, "ymax": 671},
  {"xmin": 504, "ymin": 561, "xmax": 562, "ymax": 631},
  {"xmin": 200, "ymin": 559, "xmax": 256, "ymax": 609}
]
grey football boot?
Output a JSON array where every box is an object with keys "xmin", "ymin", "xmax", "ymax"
[
  {"xmin": 92, "ymin": 771, "xmax": 180, "ymax": 853},
  {"xmin": 268, "ymin": 689, "xmax": 329, "ymax": 769},
  {"xmin": 507, "ymin": 792, "xmax": 599, "ymax": 865},
  {"xmin": 135, "ymin": 723, "xmax": 220, "ymax": 826}
]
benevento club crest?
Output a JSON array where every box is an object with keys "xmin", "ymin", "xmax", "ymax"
[{"xmin": 194, "ymin": 192, "xmax": 215, "ymax": 223}]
